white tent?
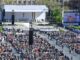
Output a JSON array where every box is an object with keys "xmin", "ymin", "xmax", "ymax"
[{"xmin": 3, "ymin": 5, "xmax": 48, "ymax": 22}]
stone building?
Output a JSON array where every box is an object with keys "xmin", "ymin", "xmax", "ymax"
[
  {"xmin": 12, "ymin": 0, "xmax": 35, "ymax": 5},
  {"xmin": 1, "ymin": 0, "xmax": 35, "ymax": 5}
]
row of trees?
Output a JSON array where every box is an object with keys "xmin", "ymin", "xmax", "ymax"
[{"xmin": 0, "ymin": 0, "xmax": 13, "ymax": 4}]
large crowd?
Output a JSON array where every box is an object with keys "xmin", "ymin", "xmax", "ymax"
[
  {"xmin": 0, "ymin": 27, "xmax": 70, "ymax": 60},
  {"xmin": 42, "ymin": 30, "xmax": 80, "ymax": 54}
]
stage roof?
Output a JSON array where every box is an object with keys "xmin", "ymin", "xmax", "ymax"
[{"xmin": 3, "ymin": 5, "xmax": 48, "ymax": 12}]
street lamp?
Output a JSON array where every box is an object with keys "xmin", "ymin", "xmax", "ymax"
[
  {"xmin": 28, "ymin": 12, "xmax": 35, "ymax": 59},
  {"xmin": 61, "ymin": 0, "xmax": 64, "ymax": 27}
]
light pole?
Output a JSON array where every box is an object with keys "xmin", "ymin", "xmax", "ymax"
[
  {"xmin": 30, "ymin": 0, "xmax": 33, "ymax": 5},
  {"xmin": 28, "ymin": 11, "xmax": 35, "ymax": 60},
  {"xmin": 78, "ymin": 2, "xmax": 80, "ymax": 25},
  {"xmin": 61, "ymin": 0, "xmax": 64, "ymax": 27}
]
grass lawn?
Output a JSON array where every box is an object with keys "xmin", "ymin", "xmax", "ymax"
[
  {"xmin": 0, "ymin": 26, "xmax": 3, "ymax": 32},
  {"xmin": 70, "ymin": 26, "xmax": 80, "ymax": 30}
]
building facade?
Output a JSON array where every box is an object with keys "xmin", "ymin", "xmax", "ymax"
[
  {"xmin": 0, "ymin": 0, "xmax": 3, "ymax": 5},
  {"xmin": 12, "ymin": 0, "xmax": 35, "ymax": 5},
  {"xmin": 1, "ymin": 0, "xmax": 35, "ymax": 5}
]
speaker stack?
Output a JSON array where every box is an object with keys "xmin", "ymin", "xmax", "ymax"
[
  {"xmin": 1, "ymin": 9, "xmax": 5, "ymax": 25},
  {"xmin": 11, "ymin": 14, "xmax": 15, "ymax": 25},
  {"xmin": 29, "ymin": 28, "xmax": 33, "ymax": 45}
]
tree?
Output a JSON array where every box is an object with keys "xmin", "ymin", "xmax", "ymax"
[
  {"xmin": 4, "ymin": 0, "xmax": 13, "ymax": 4},
  {"xmin": 0, "ymin": 26, "xmax": 3, "ymax": 32},
  {"xmin": 53, "ymin": 8, "xmax": 62, "ymax": 24},
  {"xmin": 35, "ymin": 0, "xmax": 62, "ymax": 24}
]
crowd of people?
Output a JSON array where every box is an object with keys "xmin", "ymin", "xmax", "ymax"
[
  {"xmin": 42, "ymin": 30, "xmax": 80, "ymax": 54},
  {"xmin": 0, "ymin": 27, "xmax": 70, "ymax": 60}
]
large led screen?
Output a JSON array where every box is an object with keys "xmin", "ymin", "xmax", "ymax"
[
  {"xmin": 64, "ymin": 12, "xmax": 80, "ymax": 23},
  {"xmin": 63, "ymin": 12, "xmax": 80, "ymax": 26}
]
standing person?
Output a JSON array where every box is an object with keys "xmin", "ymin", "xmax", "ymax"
[
  {"xmin": 54, "ymin": 59, "xmax": 56, "ymax": 60},
  {"xmin": 71, "ymin": 56, "xmax": 73, "ymax": 60},
  {"xmin": 65, "ymin": 55, "xmax": 70, "ymax": 60},
  {"xmin": 69, "ymin": 47, "xmax": 72, "ymax": 54},
  {"xmin": 62, "ymin": 43, "xmax": 64, "ymax": 49}
]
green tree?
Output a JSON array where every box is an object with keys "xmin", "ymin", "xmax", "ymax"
[
  {"xmin": 35, "ymin": 0, "xmax": 62, "ymax": 24},
  {"xmin": 0, "ymin": 26, "xmax": 3, "ymax": 32},
  {"xmin": 4, "ymin": 0, "xmax": 13, "ymax": 4},
  {"xmin": 53, "ymin": 8, "xmax": 62, "ymax": 24}
]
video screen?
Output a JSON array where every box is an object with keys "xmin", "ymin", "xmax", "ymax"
[{"xmin": 64, "ymin": 12, "xmax": 80, "ymax": 23}]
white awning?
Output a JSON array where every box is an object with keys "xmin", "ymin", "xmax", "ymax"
[{"xmin": 3, "ymin": 5, "xmax": 48, "ymax": 12}]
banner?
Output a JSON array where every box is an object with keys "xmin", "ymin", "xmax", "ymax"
[
  {"xmin": 64, "ymin": 12, "xmax": 80, "ymax": 23},
  {"xmin": 63, "ymin": 11, "xmax": 80, "ymax": 26}
]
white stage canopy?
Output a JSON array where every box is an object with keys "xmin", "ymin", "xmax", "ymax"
[{"xmin": 3, "ymin": 5, "xmax": 48, "ymax": 12}]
